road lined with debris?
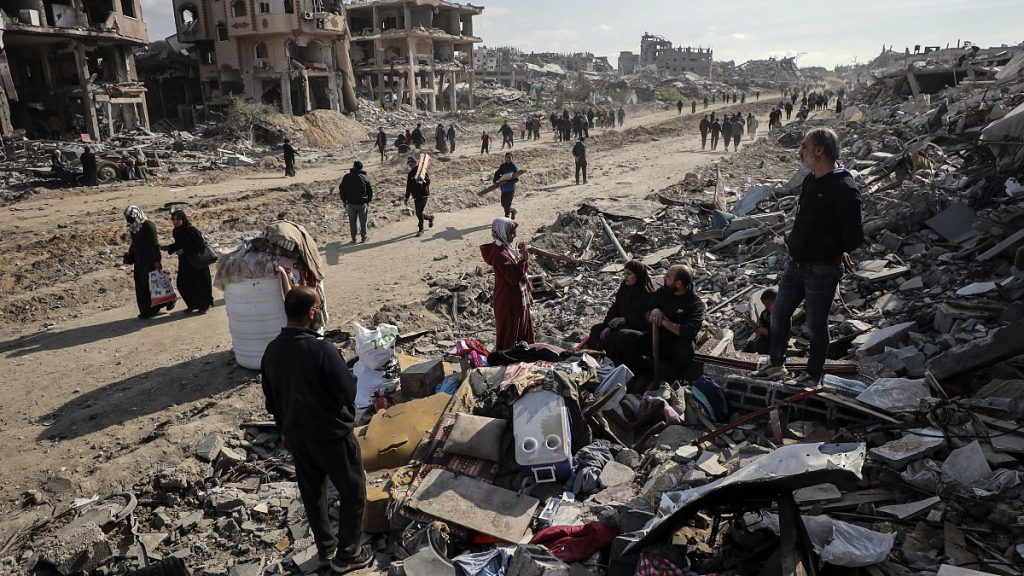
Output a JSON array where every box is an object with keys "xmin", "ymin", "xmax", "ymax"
[{"xmin": 0, "ymin": 95, "xmax": 781, "ymax": 535}]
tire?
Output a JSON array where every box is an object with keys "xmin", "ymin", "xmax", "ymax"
[{"xmin": 97, "ymin": 161, "xmax": 119, "ymax": 183}]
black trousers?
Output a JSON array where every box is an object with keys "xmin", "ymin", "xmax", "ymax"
[
  {"xmin": 448, "ymin": 137, "xmax": 455, "ymax": 152},
  {"xmin": 291, "ymin": 435, "xmax": 366, "ymax": 560},
  {"xmin": 414, "ymin": 197, "xmax": 432, "ymax": 229},
  {"xmin": 284, "ymin": 157, "xmax": 295, "ymax": 176},
  {"xmin": 700, "ymin": 131, "xmax": 708, "ymax": 149},
  {"xmin": 605, "ymin": 328, "xmax": 697, "ymax": 383},
  {"xmin": 500, "ymin": 190, "xmax": 515, "ymax": 217},
  {"xmin": 710, "ymin": 132, "xmax": 720, "ymax": 150},
  {"xmin": 481, "ymin": 142, "xmax": 489, "ymax": 154},
  {"xmin": 575, "ymin": 159, "xmax": 587, "ymax": 184}
]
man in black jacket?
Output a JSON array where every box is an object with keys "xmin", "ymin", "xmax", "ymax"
[
  {"xmin": 753, "ymin": 128, "xmax": 863, "ymax": 385},
  {"xmin": 282, "ymin": 138, "xmax": 297, "ymax": 177},
  {"xmin": 339, "ymin": 161, "xmax": 373, "ymax": 243},
  {"xmin": 446, "ymin": 124, "xmax": 456, "ymax": 153},
  {"xmin": 261, "ymin": 287, "xmax": 373, "ymax": 574},
  {"xmin": 572, "ymin": 138, "xmax": 587, "ymax": 185},
  {"xmin": 405, "ymin": 155, "xmax": 434, "ymax": 236},
  {"xmin": 411, "ymin": 123, "xmax": 424, "ymax": 149},
  {"xmin": 375, "ymin": 127, "xmax": 387, "ymax": 162},
  {"xmin": 606, "ymin": 264, "xmax": 706, "ymax": 384}
]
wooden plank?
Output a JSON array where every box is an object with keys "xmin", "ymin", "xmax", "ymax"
[
  {"xmin": 978, "ymin": 228, "xmax": 1024, "ymax": 261},
  {"xmin": 407, "ymin": 469, "xmax": 538, "ymax": 543}
]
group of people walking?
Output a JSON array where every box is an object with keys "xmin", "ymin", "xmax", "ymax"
[{"xmin": 698, "ymin": 111, "xmax": 757, "ymax": 151}]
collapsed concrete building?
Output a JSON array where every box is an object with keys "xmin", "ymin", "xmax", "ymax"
[
  {"xmin": 345, "ymin": 0, "xmax": 483, "ymax": 112},
  {"xmin": 867, "ymin": 41, "xmax": 1024, "ymax": 98},
  {"xmin": 619, "ymin": 32, "xmax": 712, "ymax": 76},
  {"xmin": 473, "ymin": 44, "xmax": 519, "ymax": 87},
  {"xmin": 0, "ymin": 0, "xmax": 150, "ymax": 141},
  {"xmin": 171, "ymin": 0, "xmax": 358, "ymax": 116}
]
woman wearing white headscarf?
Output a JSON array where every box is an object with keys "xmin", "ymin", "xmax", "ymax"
[
  {"xmin": 123, "ymin": 205, "xmax": 170, "ymax": 318},
  {"xmin": 480, "ymin": 217, "xmax": 534, "ymax": 350}
]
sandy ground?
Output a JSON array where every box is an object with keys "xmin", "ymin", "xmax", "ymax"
[{"xmin": 0, "ymin": 95, "xmax": 788, "ymax": 547}]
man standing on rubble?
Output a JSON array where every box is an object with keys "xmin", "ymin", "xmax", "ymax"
[
  {"xmin": 751, "ymin": 128, "xmax": 863, "ymax": 386},
  {"xmin": 573, "ymin": 137, "xmax": 587, "ymax": 185},
  {"xmin": 605, "ymin": 264, "xmax": 706, "ymax": 384},
  {"xmin": 375, "ymin": 127, "xmax": 388, "ymax": 162},
  {"xmin": 339, "ymin": 160, "xmax": 372, "ymax": 244},
  {"xmin": 699, "ymin": 115, "xmax": 710, "ymax": 150},
  {"xmin": 282, "ymin": 138, "xmax": 297, "ymax": 177},
  {"xmin": 405, "ymin": 155, "xmax": 434, "ymax": 237},
  {"xmin": 261, "ymin": 286, "xmax": 373, "ymax": 574}
]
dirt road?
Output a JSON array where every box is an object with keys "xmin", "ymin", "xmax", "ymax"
[{"xmin": 0, "ymin": 95, "xmax": 785, "ymax": 533}]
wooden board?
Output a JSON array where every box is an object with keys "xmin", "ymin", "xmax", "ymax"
[
  {"xmin": 478, "ymin": 170, "xmax": 526, "ymax": 196},
  {"xmin": 415, "ymin": 153, "xmax": 430, "ymax": 181},
  {"xmin": 407, "ymin": 469, "xmax": 539, "ymax": 543}
]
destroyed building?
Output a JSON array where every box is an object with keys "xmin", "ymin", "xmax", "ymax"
[
  {"xmin": 134, "ymin": 35, "xmax": 205, "ymax": 127},
  {"xmin": 868, "ymin": 41, "xmax": 1024, "ymax": 98},
  {"xmin": 473, "ymin": 44, "xmax": 519, "ymax": 87},
  {"xmin": 345, "ymin": 0, "xmax": 483, "ymax": 112},
  {"xmin": 0, "ymin": 0, "xmax": 150, "ymax": 141},
  {"xmin": 171, "ymin": 0, "xmax": 359, "ymax": 116},
  {"xmin": 636, "ymin": 32, "xmax": 712, "ymax": 76}
]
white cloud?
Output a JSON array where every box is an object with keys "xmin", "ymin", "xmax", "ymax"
[{"xmin": 730, "ymin": 33, "xmax": 748, "ymax": 40}]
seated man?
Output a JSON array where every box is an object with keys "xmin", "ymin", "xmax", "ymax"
[{"xmin": 605, "ymin": 264, "xmax": 706, "ymax": 384}]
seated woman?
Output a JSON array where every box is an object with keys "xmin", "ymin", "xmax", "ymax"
[{"xmin": 586, "ymin": 260, "xmax": 655, "ymax": 350}]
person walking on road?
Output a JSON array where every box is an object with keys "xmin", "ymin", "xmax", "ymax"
[
  {"xmin": 162, "ymin": 209, "xmax": 214, "ymax": 314},
  {"xmin": 123, "ymin": 205, "xmax": 171, "ymax": 319},
  {"xmin": 500, "ymin": 120, "xmax": 515, "ymax": 149},
  {"xmin": 447, "ymin": 123, "xmax": 457, "ymax": 153},
  {"xmin": 261, "ymin": 286, "xmax": 373, "ymax": 574},
  {"xmin": 691, "ymin": 100, "xmax": 697, "ymax": 114},
  {"xmin": 721, "ymin": 116, "xmax": 733, "ymax": 152},
  {"xmin": 339, "ymin": 161, "xmax": 373, "ymax": 244},
  {"xmin": 731, "ymin": 113, "xmax": 743, "ymax": 150},
  {"xmin": 411, "ymin": 123, "xmax": 424, "ymax": 149},
  {"xmin": 699, "ymin": 115, "xmax": 710, "ymax": 150},
  {"xmin": 374, "ymin": 128, "xmax": 387, "ymax": 163},
  {"xmin": 493, "ymin": 152, "xmax": 520, "ymax": 220},
  {"xmin": 572, "ymin": 137, "xmax": 587, "ymax": 185},
  {"xmin": 677, "ymin": 100, "xmax": 683, "ymax": 115},
  {"xmin": 283, "ymin": 138, "xmax": 297, "ymax": 177},
  {"xmin": 747, "ymin": 112, "xmax": 759, "ymax": 136},
  {"xmin": 616, "ymin": 107, "xmax": 625, "ymax": 127},
  {"xmin": 710, "ymin": 118, "xmax": 722, "ymax": 151},
  {"xmin": 751, "ymin": 128, "xmax": 864, "ymax": 387},
  {"xmin": 405, "ymin": 155, "xmax": 434, "ymax": 237}
]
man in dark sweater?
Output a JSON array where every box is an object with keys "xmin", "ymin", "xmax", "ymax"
[
  {"xmin": 339, "ymin": 161, "xmax": 373, "ymax": 243},
  {"xmin": 260, "ymin": 287, "xmax": 373, "ymax": 574},
  {"xmin": 752, "ymin": 128, "xmax": 863, "ymax": 385},
  {"xmin": 572, "ymin": 137, "xmax": 587, "ymax": 185},
  {"xmin": 606, "ymin": 264, "xmax": 706, "ymax": 384},
  {"xmin": 405, "ymin": 155, "xmax": 434, "ymax": 236},
  {"xmin": 282, "ymin": 138, "xmax": 297, "ymax": 177}
]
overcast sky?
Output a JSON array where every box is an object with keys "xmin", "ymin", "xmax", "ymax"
[{"xmin": 142, "ymin": 0, "xmax": 1021, "ymax": 69}]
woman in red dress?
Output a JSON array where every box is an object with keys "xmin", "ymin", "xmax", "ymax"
[{"xmin": 480, "ymin": 217, "xmax": 535, "ymax": 351}]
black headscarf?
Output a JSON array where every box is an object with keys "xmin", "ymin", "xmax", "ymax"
[
  {"xmin": 171, "ymin": 209, "xmax": 194, "ymax": 244},
  {"xmin": 618, "ymin": 260, "xmax": 655, "ymax": 296}
]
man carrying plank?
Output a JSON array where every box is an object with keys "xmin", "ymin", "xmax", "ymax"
[
  {"xmin": 405, "ymin": 154, "xmax": 434, "ymax": 237},
  {"xmin": 491, "ymin": 152, "xmax": 521, "ymax": 220}
]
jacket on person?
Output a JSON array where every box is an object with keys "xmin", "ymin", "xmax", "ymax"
[
  {"xmin": 646, "ymin": 286, "xmax": 706, "ymax": 344},
  {"xmin": 339, "ymin": 168, "xmax": 373, "ymax": 205},
  {"xmin": 411, "ymin": 127, "xmax": 424, "ymax": 145},
  {"xmin": 786, "ymin": 165, "xmax": 864, "ymax": 264},
  {"xmin": 406, "ymin": 168, "xmax": 430, "ymax": 201},
  {"xmin": 572, "ymin": 142, "xmax": 586, "ymax": 160},
  {"xmin": 699, "ymin": 118, "xmax": 710, "ymax": 134},
  {"xmin": 493, "ymin": 161, "xmax": 518, "ymax": 193},
  {"xmin": 260, "ymin": 327, "xmax": 357, "ymax": 440},
  {"xmin": 375, "ymin": 131, "xmax": 387, "ymax": 148}
]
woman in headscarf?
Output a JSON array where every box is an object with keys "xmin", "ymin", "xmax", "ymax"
[
  {"xmin": 163, "ymin": 209, "xmax": 214, "ymax": 313},
  {"xmin": 480, "ymin": 217, "xmax": 535, "ymax": 351},
  {"xmin": 123, "ymin": 205, "xmax": 169, "ymax": 318},
  {"xmin": 585, "ymin": 260, "xmax": 655, "ymax": 350}
]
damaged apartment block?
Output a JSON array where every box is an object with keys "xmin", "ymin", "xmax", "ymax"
[
  {"xmin": 172, "ymin": 0, "xmax": 359, "ymax": 116},
  {"xmin": 0, "ymin": 0, "xmax": 150, "ymax": 141},
  {"xmin": 345, "ymin": 0, "xmax": 482, "ymax": 112}
]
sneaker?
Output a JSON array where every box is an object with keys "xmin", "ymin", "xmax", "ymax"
[
  {"xmin": 428, "ymin": 215, "xmax": 435, "ymax": 228},
  {"xmin": 510, "ymin": 208, "xmax": 518, "ymax": 220},
  {"xmin": 416, "ymin": 229, "xmax": 423, "ymax": 237},
  {"xmin": 793, "ymin": 373, "xmax": 822, "ymax": 388},
  {"xmin": 330, "ymin": 545, "xmax": 374, "ymax": 574},
  {"xmin": 361, "ymin": 236, "xmax": 367, "ymax": 243},
  {"xmin": 350, "ymin": 238, "xmax": 357, "ymax": 244},
  {"xmin": 750, "ymin": 364, "xmax": 788, "ymax": 380}
]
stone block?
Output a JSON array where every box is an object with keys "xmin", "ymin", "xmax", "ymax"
[
  {"xmin": 927, "ymin": 319, "xmax": 1024, "ymax": 381},
  {"xmin": 507, "ymin": 545, "xmax": 569, "ymax": 576},
  {"xmin": 599, "ymin": 461, "xmax": 636, "ymax": 488},
  {"xmin": 869, "ymin": 428, "xmax": 945, "ymax": 468},
  {"xmin": 34, "ymin": 521, "xmax": 112, "ymax": 574},
  {"xmin": 855, "ymin": 321, "xmax": 916, "ymax": 357},
  {"xmin": 196, "ymin": 434, "xmax": 225, "ymax": 462}
]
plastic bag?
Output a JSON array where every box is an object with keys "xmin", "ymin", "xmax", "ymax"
[
  {"xmin": 352, "ymin": 322, "xmax": 400, "ymax": 409},
  {"xmin": 802, "ymin": 515, "xmax": 895, "ymax": 567},
  {"xmin": 148, "ymin": 269, "xmax": 177, "ymax": 307}
]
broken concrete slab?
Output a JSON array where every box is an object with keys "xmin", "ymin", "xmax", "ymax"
[
  {"xmin": 877, "ymin": 496, "xmax": 941, "ymax": 520},
  {"xmin": 34, "ymin": 521, "xmax": 112, "ymax": 574},
  {"xmin": 856, "ymin": 377, "xmax": 931, "ymax": 413},
  {"xmin": 925, "ymin": 203, "xmax": 978, "ymax": 244},
  {"xmin": 196, "ymin": 434, "xmax": 225, "ymax": 462},
  {"xmin": 695, "ymin": 451, "xmax": 728, "ymax": 476},
  {"xmin": 855, "ymin": 322, "xmax": 916, "ymax": 357},
  {"xmin": 941, "ymin": 441, "xmax": 992, "ymax": 486},
  {"xmin": 927, "ymin": 319, "xmax": 1024, "ymax": 381},
  {"xmin": 599, "ymin": 461, "xmax": 636, "ymax": 488},
  {"xmin": 869, "ymin": 428, "xmax": 945, "ymax": 468},
  {"xmin": 793, "ymin": 483, "xmax": 842, "ymax": 504}
]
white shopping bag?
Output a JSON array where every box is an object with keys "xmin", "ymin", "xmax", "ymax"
[
  {"xmin": 148, "ymin": 269, "xmax": 178, "ymax": 307},
  {"xmin": 352, "ymin": 322, "xmax": 400, "ymax": 408}
]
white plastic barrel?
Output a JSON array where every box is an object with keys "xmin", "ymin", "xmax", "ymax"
[{"xmin": 223, "ymin": 277, "xmax": 287, "ymax": 370}]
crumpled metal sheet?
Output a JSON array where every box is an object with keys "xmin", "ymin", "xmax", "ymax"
[{"xmin": 625, "ymin": 442, "xmax": 866, "ymax": 552}]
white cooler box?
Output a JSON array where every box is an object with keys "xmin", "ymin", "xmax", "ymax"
[{"xmin": 513, "ymin": 388, "xmax": 572, "ymax": 482}]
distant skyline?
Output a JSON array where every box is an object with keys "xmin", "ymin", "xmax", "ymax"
[{"xmin": 141, "ymin": 0, "xmax": 1022, "ymax": 69}]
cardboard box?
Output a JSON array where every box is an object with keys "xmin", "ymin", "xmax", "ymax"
[{"xmin": 400, "ymin": 359, "xmax": 444, "ymax": 398}]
